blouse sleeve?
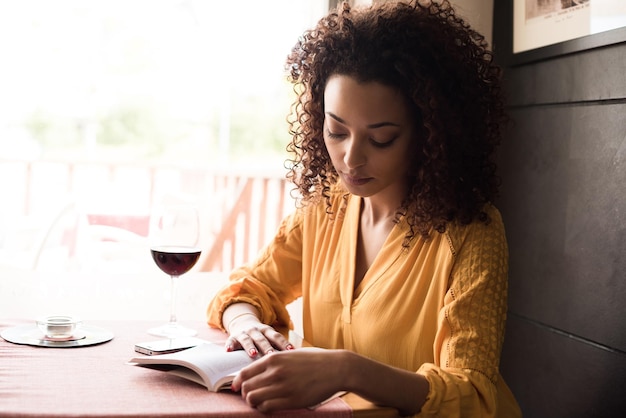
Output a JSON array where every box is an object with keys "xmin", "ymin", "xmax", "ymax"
[
  {"xmin": 206, "ymin": 208, "xmax": 305, "ymax": 331},
  {"xmin": 417, "ymin": 206, "xmax": 512, "ymax": 417}
]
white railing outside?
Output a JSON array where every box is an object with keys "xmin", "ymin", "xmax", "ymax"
[{"xmin": 0, "ymin": 158, "xmax": 295, "ymax": 275}]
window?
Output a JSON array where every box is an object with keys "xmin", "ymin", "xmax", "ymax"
[
  {"xmin": 0, "ymin": 0, "xmax": 329, "ymax": 321},
  {"xmin": 0, "ymin": 0, "xmax": 328, "ymax": 268}
]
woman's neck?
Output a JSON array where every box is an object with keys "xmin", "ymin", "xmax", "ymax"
[
  {"xmin": 359, "ymin": 182, "xmax": 407, "ymax": 226},
  {"xmin": 360, "ymin": 197, "xmax": 400, "ymax": 227}
]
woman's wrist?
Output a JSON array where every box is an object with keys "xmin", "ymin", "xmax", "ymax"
[
  {"xmin": 332, "ymin": 349, "xmax": 428, "ymax": 415},
  {"xmin": 222, "ymin": 303, "xmax": 261, "ymax": 334},
  {"xmin": 335, "ymin": 349, "xmax": 359, "ymax": 392}
]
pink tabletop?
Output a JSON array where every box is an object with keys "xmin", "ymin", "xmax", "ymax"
[{"xmin": 0, "ymin": 319, "xmax": 351, "ymax": 418}]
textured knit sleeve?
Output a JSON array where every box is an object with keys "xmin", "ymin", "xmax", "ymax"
[
  {"xmin": 416, "ymin": 205, "xmax": 515, "ymax": 417},
  {"xmin": 206, "ymin": 208, "xmax": 305, "ymax": 331}
]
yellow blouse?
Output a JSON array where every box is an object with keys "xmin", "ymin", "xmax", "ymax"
[{"xmin": 207, "ymin": 190, "xmax": 521, "ymax": 417}]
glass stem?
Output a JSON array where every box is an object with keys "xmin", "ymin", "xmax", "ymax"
[{"xmin": 169, "ymin": 275, "xmax": 178, "ymax": 325}]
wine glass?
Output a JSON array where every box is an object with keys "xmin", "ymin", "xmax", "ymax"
[{"xmin": 147, "ymin": 202, "xmax": 202, "ymax": 338}]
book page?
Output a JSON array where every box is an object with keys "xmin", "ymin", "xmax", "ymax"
[
  {"xmin": 184, "ymin": 345, "xmax": 253, "ymax": 389},
  {"xmin": 129, "ymin": 343, "xmax": 254, "ymax": 391}
]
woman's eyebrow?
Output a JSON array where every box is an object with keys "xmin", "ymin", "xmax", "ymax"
[{"xmin": 326, "ymin": 112, "xmax": 401, "ymax": 129}]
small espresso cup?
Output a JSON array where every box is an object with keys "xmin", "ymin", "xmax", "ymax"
[{"xmin": 36, "ymin": 315, "xmax": 82, "ymax": 339}]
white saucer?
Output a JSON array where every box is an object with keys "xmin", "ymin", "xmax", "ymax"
[
  {"xmin": 42, "ymin": 331, "xmax": 87, "ymax": 342},
  {"xmin": 1, "ymin": 324, "xmax": 114, "ymax": 348}
]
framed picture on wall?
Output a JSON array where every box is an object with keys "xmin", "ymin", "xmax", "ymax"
[{"xmin": 510, "ymin": 0, "xmax": 626, "ymax": 64}]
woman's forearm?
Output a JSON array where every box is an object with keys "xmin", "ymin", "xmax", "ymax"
[{"xmin": 337, "ymin": 349, "xmax": 430, "ymax": 416}]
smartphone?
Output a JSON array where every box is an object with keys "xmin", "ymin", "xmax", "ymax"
[{"xmin": 134, "ymin": 337, "xmax": 206, "ymax": 356}]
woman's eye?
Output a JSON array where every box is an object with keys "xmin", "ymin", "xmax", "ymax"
[
  {"xmin": 370, "ymin": 137, "xmax": 397, "ymax": 148},
  {"xmin": 325, "ymin": 128, "xmax": 398, "ymax": 147},
  {"xmin": 325, "ymin": 130, "xmax": 346, "ymax": 140}
]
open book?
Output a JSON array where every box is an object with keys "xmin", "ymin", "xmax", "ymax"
[{"xmin": 128, "ymin": 342, "xmax": 254, "ymax": 392}]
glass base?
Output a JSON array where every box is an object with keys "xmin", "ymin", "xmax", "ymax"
[{"xmin": 148, "ymin": 322, "xmax": 197, "ymax": 338}]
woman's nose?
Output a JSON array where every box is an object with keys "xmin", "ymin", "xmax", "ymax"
[{"xmin": 344, "ymin": 136, "xmax": 367, "ymax": 169}]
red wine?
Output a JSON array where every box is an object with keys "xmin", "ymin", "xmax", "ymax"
[{"xmin": 151, "ymin": 246, "xmax": 201, "ymax": 276}]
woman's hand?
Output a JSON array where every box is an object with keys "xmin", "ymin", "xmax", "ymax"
[
  {"xmin": 223, "ymin": 302, "xmax": 293, "ymax": 357},
  {"xmin": 231, "ymin": 348, "xmax": 346, "ymax": 412},
  {"xmin": 232, "ymin": 344, "xmax": 430, "ymax": 415},
  {"xmin": 226, "ymin": 318, "xmax": 294, "ymax": 357}
]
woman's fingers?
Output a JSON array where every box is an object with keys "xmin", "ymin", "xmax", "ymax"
[
  {"xmin": 247, "ymin": 327, "xmax": 275, "ymax": 355},
  {"xmin": 226, "ymin": 324, "xmax": 293, "ymax": 356},
  {"xmin": 258, "ymin": 326, "xmax": 295, "ymax": 351},
  {"xmin": 225, "ymin": 335, "xmax": 242, "ymax": 352},
  {"xmin": 235, "ymin": 349, "xmax": 338, "ymax": 412}
]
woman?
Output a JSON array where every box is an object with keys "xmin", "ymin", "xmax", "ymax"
[{"xmin": 207, "ymin": 1, "xmax": 521, "ymax": 416}]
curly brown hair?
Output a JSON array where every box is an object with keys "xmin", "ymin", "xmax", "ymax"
[{"xmin": 285, "ymin": 0, "xmax": 507, "ymax": 243}]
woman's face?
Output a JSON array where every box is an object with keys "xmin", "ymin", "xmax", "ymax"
[{"xmin": 323, "ymin": 74, "xmax": 416, "ymax": 200}]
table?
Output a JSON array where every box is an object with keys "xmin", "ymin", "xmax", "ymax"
[{"xmin": 0, "ymin": 318, "xmax": 398, "ymax": 417}]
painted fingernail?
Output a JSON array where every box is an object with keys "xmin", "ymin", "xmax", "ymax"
[
  {"xmin": 249, "ymin": 348, "xmax": 258, "ymax": 356},
  {"xmin": 286, "ymin": 344, "xmax": 295, "ymax": 350}
]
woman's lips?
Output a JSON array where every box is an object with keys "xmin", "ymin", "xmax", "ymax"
[{"xmin": 342, "ymin": 173, "xmax": 372, "ymax": 186}]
